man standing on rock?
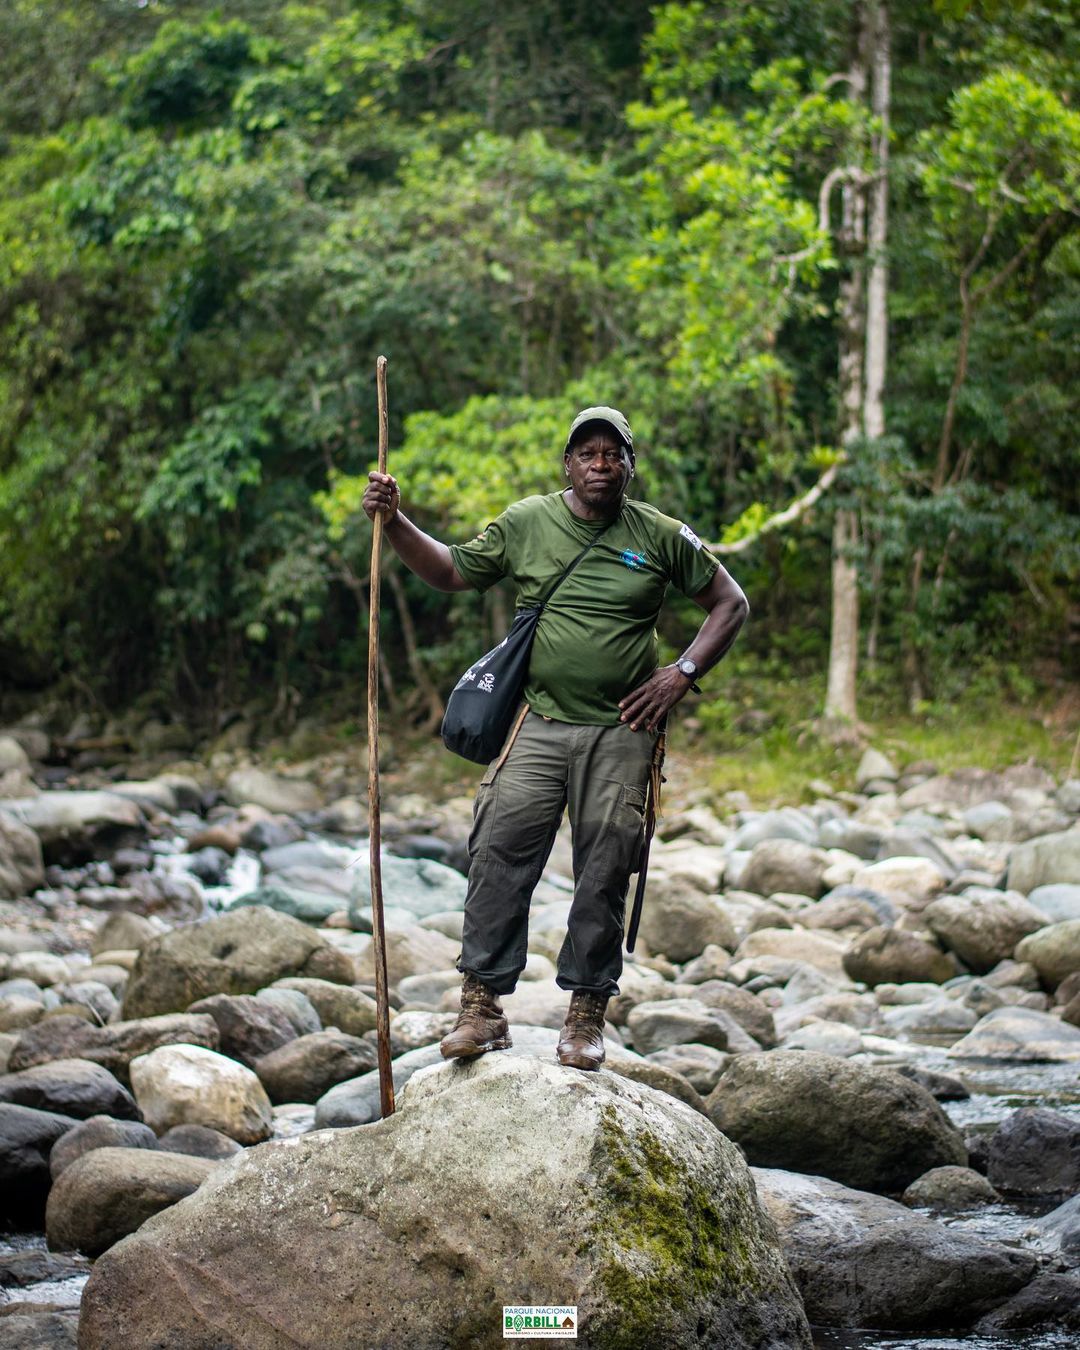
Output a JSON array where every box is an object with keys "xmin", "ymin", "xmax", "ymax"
[{"xmin": 362, "ymin": 407, "xmax": 748, "ymax": 1071}]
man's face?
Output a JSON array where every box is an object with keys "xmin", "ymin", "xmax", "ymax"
[{"xmin": 564, "ymin": 431, "xmax": 633, "ymax": 509}]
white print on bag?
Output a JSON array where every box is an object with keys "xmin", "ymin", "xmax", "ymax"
[
  {"xmin": 478, "ymin": 673, "xmax": 496, "ymax": 693},
  {"xmin": 679, "ymin": 522, "xmax": 703, "ymax": 550}
]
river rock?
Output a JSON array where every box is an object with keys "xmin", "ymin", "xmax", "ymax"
[
  {"xmin": 856, "ymin": 749, "xmax": 898, "ymax": 790},
  {"xmin": 987, "ymin": 1107, "xmax": 1080, "ymax": 1195},
  {"xmin": 693, "ymin": 981, "xmax": 778, "ymax": 1046},
  {"xmin": 0, "ymin": 812, "xmax": 44, "ymax": 900},
  {"xmin": 644, "ymin": 1044, "xmax": 730, "ymax": 1096},
  {"xmin": 90, "ymin": 912, "xmax": 165, "ymax": 956},
  {"xmin": 6, "ymin": 951, "xmax": 70, "ymax": 986},
  {"xmin": 625, "ymin": 999, "xmax": 734, "ymax": 1054},
  {"xmin": 349, "ymin": 853, "xmax": 469, "ymax": 922},
  {"xmin": 753, "ymin": 1166, "xmax": 1035, "ymax": 1330},
  {"xmin": 255, "ymin": 987, "xmax": 322, "ymax": 1036},
  {"xmin": 254, "ymin": 1030, "xmax": 378, "ymax": 1103},
  {"xmin": 880, "ymin": 997, "xmax": 977, "ymax": 1036},
  {"xmin": 634, "ymin": 878, "xmax": 736, "ymax": 962},
  {"xmin": 397, "ymin": 969, "xmax": 465, "ymax": 1009},
  {"xmin": 738, "ymin": 840, "xmax": 828, "ymax": 899},
  {"xmin": 729, "ymin": 808, "xmax": 819, "ymax": 851},
  {"xmin": 0, "ymin": 994, "xmax": 43, "ymax": 1031},
  {"xmin": 122, "ymin": 908, "xmax": 356, "ymax": 1018},
  {"xmin": 80, "ymin": 1054, "xmax": 811, "ymax": 1349},
  {"xmin": 948, "ymin": 1006, "xmax": 1080, "ymax": 1061},
  {"xmin": 779, "ymin": 1021, "xmax": 863, "ymax": 1056},
  {"xmin": 705, "ymin": 1051, "xmax": 965, "ymax": 1192},
  {"xmin": 843, "ymin": 926, "xmax": 954, "ymax": 987},
  {"xmin": 849, "ymin": 857, "xmax": 946, "ymax": 912},
  {"xmin": 1033, "ymin": 1193, "xmax": 1080, "ymax": 1261},
  {"xmin": 1028, "ymin": 883, "xmax": 1080, "ymax": 923},
  {"xmin": 894, "ymin": 1065, "xmax": 970, "ymax": 1101},
  {"xmin": 1008, "ymin": 827, "xmax": 1080, "ymax": 892},
  {"xmin": 232, "ymin": 884, "xmax": 342, "ymax": 925},
  {"xmin": 0, "ymin": 1101, "xmax": 77, "ymax": 1217},
  {"xmin": 352, "ymin": 926, "xmax": 460, "ymax": 989},
  {"xmin": 7, "ymin": 1013, "xmax": 219, "ymax": 1082},
  {"xmin": 0, "ymin": 1058, "xmax": 138, "ymax": 1120},
  {"xmin": 923, "ymin": 889, "xmax": 1048, "ymax": 973},
  {"xmin": 387, "ymin": 1011, "xmax": 456, "ymax": 1055},
  {"xmin": 734, "ymin": 929, "xmax": 847, "ymax": 980},
  {"xmin": 48, "ymin": 1115, "xmax": 158, "ymax": 1179},
  {"xmin": 1015, "ymin": 918, "xmax": 1080, "ymax": 988},
  {"xmin": 46, "ymin": 1146, "xmax": 218, "ymax": 1256},
  {"xmin": 0, "ymin": 791, "xmax": 146, "ymax": 864},
  {"xmin": 129, "ymin": 1044, "xmax": 272, "ymax": 1144},
  {"xmin": 269, "ymin": 978, "xmax": 379, "ymax": 1037},
  {"xmin": 0, "ymin": 735, "xmax": 36, "ymax": 797},
  {"xmin": 901, "ymin": 1164, "xmax": 1000, "ymax": 1209},
  {"xmin": 974, "ymin": 1271, "xmax": 1080, "ymax": 1334},
  {"xmin": 224, "ymin": 767, "xmax": 323, "ymax": 815},
  {"xmin": 156, "ymin": 1123, "xmax": 244, "ymax": 1161},
  {"xmin": 648, "ymin": 840, "xmax": 726, "ymax": 892},
  {"xmin": 51, "ymin": 980, "xmax": 118, "ymax": 1023},
  {"xmin": 186, "ymin": 994, "xmax": 296, "ymax": 1066}
]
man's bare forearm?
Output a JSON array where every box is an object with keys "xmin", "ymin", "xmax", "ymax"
[{"xmin": 383, "ymin": 512, "xmax": 470, "ymax": 592}]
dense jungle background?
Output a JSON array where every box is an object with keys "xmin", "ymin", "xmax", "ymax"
[{"xmin": 1, "ymin": 0, "xmax": 1077, "ymax": 790}]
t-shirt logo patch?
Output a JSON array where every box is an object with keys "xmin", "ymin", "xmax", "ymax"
[
  {"xmin": 621, "ymin": 549, "xmax": 646, "ymax": 571},
  {"xmin": 679, "ymin": 523, "xmax": 703, "ymax": 551}
]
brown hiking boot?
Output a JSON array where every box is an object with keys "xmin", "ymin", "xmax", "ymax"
[
  {"xmin": 556, "ymin": 991, "xmax": 608, "ymax": 1071},
  {"xmin": 440, "ymin": 973, "xmax": 512, "ymax": 1059}
]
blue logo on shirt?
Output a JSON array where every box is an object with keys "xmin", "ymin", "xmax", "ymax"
[{"xmin": 621, "ymin": 549, "xmax": 647, "ymax": 571}]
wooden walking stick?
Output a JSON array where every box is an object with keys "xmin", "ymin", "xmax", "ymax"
[{"xmin": 367, "ymin": 354, "xmax": 395, "ymax": 1117}]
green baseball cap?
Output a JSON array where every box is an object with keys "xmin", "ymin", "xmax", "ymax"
[{"xmin": 565, "ymin": 406, "xmax": 634, "ymax": 456}]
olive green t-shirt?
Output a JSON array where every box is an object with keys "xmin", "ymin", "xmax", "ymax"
[{"xmin": 448, "ymin": 491, "xmax": 719, "ymax": 725}]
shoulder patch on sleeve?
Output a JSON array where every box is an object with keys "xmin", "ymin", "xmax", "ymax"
[{"xmin": 679, "ymin": 522, "xmax": 703, "ymax": 551}]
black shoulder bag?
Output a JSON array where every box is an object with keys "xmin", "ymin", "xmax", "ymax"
[{"xmin": 441, "ymin": 518, "xmax": 616, "ymax": 764}]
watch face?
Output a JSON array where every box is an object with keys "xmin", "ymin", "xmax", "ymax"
[{"xmin": 678, "ymin": 659, "xmax": 697, "ymax": 677}]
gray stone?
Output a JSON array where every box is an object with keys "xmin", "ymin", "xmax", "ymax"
[
  {"xmin": 635, "ymin": 877, "xmax": 736, "ymax": 962},
  {"xmin": 738, "ymin": 840, "xmax": 828, "ymax": 899},
  {"xmin": 388, "ymin": 1010, "xmax": 457, "ymax": 1055},
  {"xmin": 255, "ymin": 1030, "xmax": 377, "ymax": 1104},
  {"xmin": 6, "ymin": 951, "xmax": 70, "ymax": 986},
  {"xmin": 924, "ymin": 889, "xmax": 1048, "ymax": 973},
  {"xmin": 46, "ymin": 1146, "xmax": 218, "ymax": 1256},
  {"xmin": 80, "ymin": 1054, "xmax": 811, "ymax": 1350},
  {"xmin": 349, "ymin": 853, "xmax": 469, "ymax": 922},
  {"xmin": 0, "ymin": 812, "xmax": 44, "ymax": 900},
  {"xmin": 962, "ymin": 800, "xmax": 1015, "ymax": 839},
  {"xmin": 1032, "ymin": 1193, "xmax": 1080, "ymax": 1261},
  {"xmin": 779, "ymin": 1021, "xmax": 863, "ymax": 1056},
  {"xmin": 0, "ymin": 1307, "xmax": 79, "ymax": 1348},
  {"xmin": 90, "ymin": 912, "xmax": 164, "ymax": 956},
  {"xmin": 352, "ymin": 926, "xmax": 461, "ymax": 990},
  {"xmin": 948, "ymin": 1006, "xmax": 1080, "ymax": 1062},
  {"xmin": 843, "ymin": 926, "xmax": 954, "ymax": 987},
  {"xmin": 856, "ymin": 749, "xmax": 898, "ymax": 790},
  {"xmin": 0, "ymin": 1101, "xmax": 77, "ymax": 1215},
  {"xmin": 987, "ymin": 1107, "xmax": 1080, "ymax": 1195},
  {"xmin": 625, "ymin": 999, "xmax": 734, "ymax": 1054},
  {"xmin": 1015, "ymin": 918, "xmax": 1080, "ymax": 988},
  {"xmin": 692, "ymin": 981, "xmax": 777, "ymax": 1047},
  {"xmin": 753, "ymin": 1166, "xmax": 1035, "ymax": 1330},
  {"xmin": 231, "ymin": 884, "xmax": 343, "ymax": 925},
  {"xmin": 186, "ymin": 993, "xmax": 296, "ymax": 1066},
  {"xmin": 49, "ymin": 1115, "xmax": 158, "ymax": 1179},
  {"xmin": 1008, "ymin": 827, "xmax": 1080, "ymax": 893},
  {"xmin": 254, "ymin": 987, "xmax": 322, "ymax": 1037},
  {"xmin": 730, "ymin": 808, "xmax": 820, "ymax": 850},
  {"xmin": 1028, "ymin": 883, "xmax": 1080, "ymax": 923},
  {"xmin": 0, "ymin": 994, "xmax": 43, "ymax": 1032},
  {"xmin": 270, "ymin": 978, "xmax": 378, "ymax": 1037},
  {"xmin": 397, "ymin": 969, "xmax": 465, "ymax": 1009},
  {"xmin": 974, "ymin": 1271, "xmax": 1080, "ymax": 1334},
  {"xmin": 130, "ymin": 1044, "xmax": 272, "ymax": 1144},
  {"xmin": 8, "ymin": 1013, "xmax": 219, "ymax": 1082},
  {"xmin": 880, "ymin": 998, "xmax": 978, "ymax": 1037},
  {"xmin": 734, "ymin": 928, "xmax": 848, "ymax": 980},
  {"xmin": 901, "ymin": 1164, "xmax": 1000, "ymax": 1210},
  {"xmin": 705, "ymin": 1051, "xmax": 966, "ymax": 1193},
  {"xmin": 50, "ymin": 980, "xmax": 119, "ymax": 1024},
  {"xmin": 0, "ymin": 791, "xmax": 146, "ymax": 864},
  {"xmin": 1057, "ymin": 780, "xmax": 1080, "ymax": 815},
  {"xmin": 644, "ymin": 1044, "xmax": 730, "ymax": 1096},
  {"xmin": 0, "ymin": 1058, "xmax": 138, "ymax": 1120},
  {"xmin": 224, "ymin": 767, "xmax": 323, "ymax": 815},
  {"xmin": 156, "ymin": 1123, "xmax": 243, "ymax": 1161},
  {"xmin": 850, "ymin": 856, "xmax": 947, "ymax": 912},
  {"xmin": 122, "ymin": 908, "xmax": 356, "ymax": 1018}
]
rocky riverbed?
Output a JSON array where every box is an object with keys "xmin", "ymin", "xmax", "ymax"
[{"xmin": 1, "ymin": 725, "xmax": 1079, "ymax": 1348}]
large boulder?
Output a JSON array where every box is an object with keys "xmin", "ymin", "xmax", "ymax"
[
  {"xmin": 634, "ymin": 877, "xmax": 736, "ymax": 962},
  {"xmin": 0, "ymin": 791, "xmax": 146, "ymax": 864},
  {"xmin": 7, "ymin": 1013, "xmax": 219, "ymax": 1082},
  {"xmin": 948, "ymin": 1006, "xmax": 1080, "ymax": 1062},
  {"xmin": 48, "ymin": 1115, "xmax": 159, "ymax": 1180},
  {"xmin": 46, "ymin": 1146, "xmax": 218, "ymax": 1257},
  {"xmin": 121, "ymin": 908, "xmax": 356, "ymax": 1018},
  {"xmin": 90, "ymin": 912, "xmax": 165, "ymax": 957},
  {"xmin": 348, "ymin": 853, "xmax": 469, "ymax": 922},
  {"xmin": 1007, "ymin": 827, "xmax": 1080, "ymax": 893},
  {"xmin": 224, "ymin": 767, "xmax": 323, "ymax": 815},
  {"xmin": 625, "ymin": 999, "xmax": 736, "ymax": 1054},
  {"xmin": 923, "ymin": 890, "xmax": 1048, "ymax": 973},
  {"xmin": 738, "ymin": 840, "xmax": 828, "ymax": 899},
  {"xmin": 0, "ymin": 812, "xmax": 44, "ymax": 900},
  {"xmin": 842, "ymin": 926, "xmax": 955, "ymax": 987},
  {"xmin": 269, "ymin": 978, "xmax": 379, "ymax": 1037},
  {"xmin": 705, "ymin": 1051, "xmax": 966, "ymax": 1193},
  {"xmin": 129, "ymin": 1044, "xmax": 272, "ymax": 1144},
  {"xmin": 733, "ymin": 929, "xmax": 847, "ymax": 981},
  {"xmin": 0, "ymin": 1058, "xmax": 138, "ymax": 1120},
  {"xmin": 80, "ymin": 1054, "xmax": 811, "ymax": 1350},
  {"xmin": 987, "ymin": 1108, "xmax": 1080, "ymax": 1196},
  {"xmin": 1015, "ymin": 919, "xmax": 1080, "ymax": 989},
  {"xmin": 352, "ymin": 926, "xmax": 461, "ymax": 989},
  {"xmin": 0, "ymin": 1101, "xmax": 77, "ymax": 1219},
  {"xmin": 753, "ymin": 1167, "xmax": 1035, "ymax": 1330},
  {"xmin": 254, "ymin": 1031, "xmax": 377, "ymax": 1104},
  {"xmin": 186, "ymin": 994, "xmax": 296, "ymax": 1067}
]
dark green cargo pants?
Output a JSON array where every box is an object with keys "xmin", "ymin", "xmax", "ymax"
[{"xmin": 458, "ymin": 711, "xmax": 657, "ymax": 997}]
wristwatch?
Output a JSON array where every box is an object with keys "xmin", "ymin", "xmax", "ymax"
[{"xmin": 675, "ymin": 658, "xmax": 698, "ymax": 679}]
